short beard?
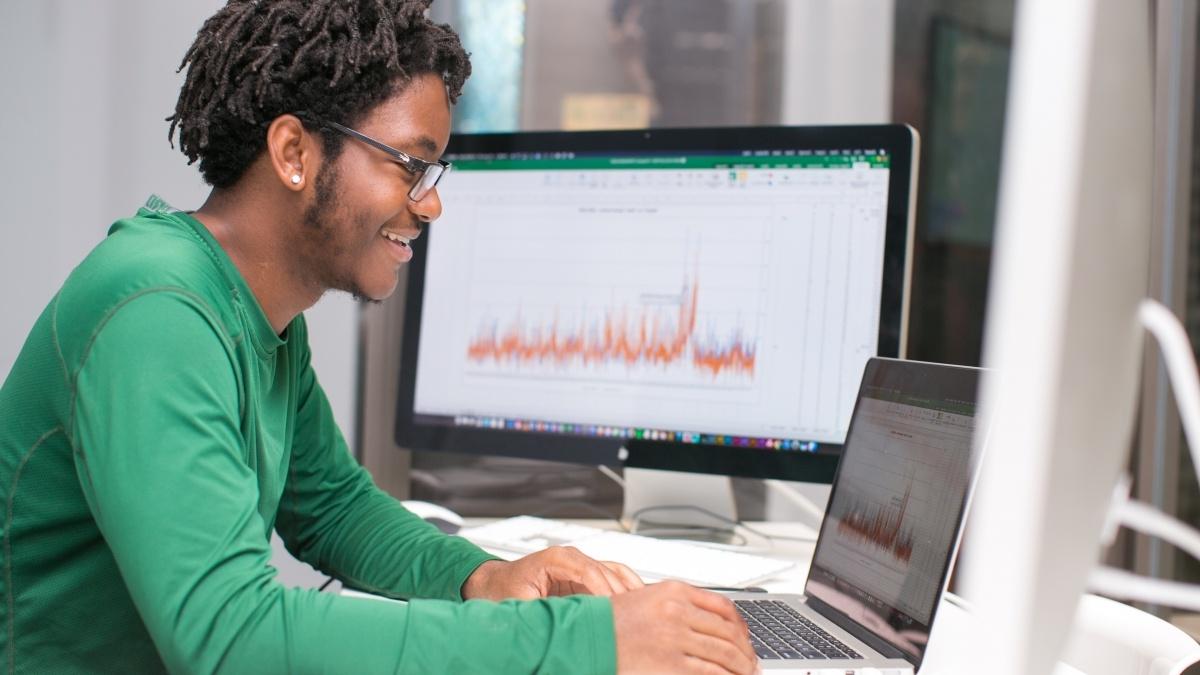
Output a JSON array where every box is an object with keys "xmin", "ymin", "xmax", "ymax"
[
  {"xmin": 301, "ymin": 160, "xmax": 341, "ymax": 235},
  {"xmin": 299, "ymin": 162, "xmax": 372, "ymax": 300}
]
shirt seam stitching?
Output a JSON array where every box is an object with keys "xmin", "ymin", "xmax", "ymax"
[
  {"xmin": 5, "ymin": 426, "xmax": 64, "ymax": 675},
  {"xmin": 50, "ymin": 293, "xmax": 70, "ymax": 392},
  {"xmin": 73, "ymin": 286, "xmax": 229, "ymax": 379},
  {"xmin": 134, "ymin": 201, "xmax": 265, "ymax": 359},
  {"xmin": 68, "ymin": 286, "xmax": 243, "ymax": 434},
  {"xmin": 169, "ymin": 211, "xmax": 275, "ymax": 360}
]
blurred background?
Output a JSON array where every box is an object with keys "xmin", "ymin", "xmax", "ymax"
[{"xmin": 2, "ymin": 0, "xmax": 1198, "ymax": 634}]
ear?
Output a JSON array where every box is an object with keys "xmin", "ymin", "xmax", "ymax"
[{"xmin": 265, "ymin": 114, "xmax": 318, "ymax": 191}]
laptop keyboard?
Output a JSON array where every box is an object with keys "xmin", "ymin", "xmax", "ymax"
[{"xmin": 735, "ymin": 599, "xmax": 864, "ymax": 661}]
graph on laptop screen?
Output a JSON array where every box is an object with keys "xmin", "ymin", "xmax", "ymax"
[
  {"xmin": 395, "ymin": 126, "xmax": 916, "ymax": 481},
  {"xmin": 806, "ymin": 361, "xmax": 978, "ymax": 660}
]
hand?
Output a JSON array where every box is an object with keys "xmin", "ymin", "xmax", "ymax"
[
  {"xmin": 461, "ymin": 547, "xmax": 644, "ymax": 601},
  {"xmin": 612, "ymin": 581, "xmax": 758, "ymax": 675}
]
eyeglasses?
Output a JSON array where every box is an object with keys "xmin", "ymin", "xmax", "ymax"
[{"xmin": 295, "ymin": 112, "xmax": 450, "ymax": 202}]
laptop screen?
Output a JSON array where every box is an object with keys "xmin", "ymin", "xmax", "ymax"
[{"xmin": 805, "ymin": 358, "xmax": 979, "ymax": 664}]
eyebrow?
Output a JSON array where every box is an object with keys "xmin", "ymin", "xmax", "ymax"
[{"xmin": 393, "ymin": 134, "xmax": 440, "ymax": 159}]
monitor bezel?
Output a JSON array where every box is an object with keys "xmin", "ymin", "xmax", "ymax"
[{"xmin": 393, "ymin": 124, "xmax": 916, "ymax": 477}]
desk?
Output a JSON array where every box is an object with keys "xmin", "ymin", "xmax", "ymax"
[
  {"xmin": 465, "ymin": 519, "xmax": 1111, "ymax": 674},
  {"xmin": 461, "ymin": 518, "xmax": 978, "ymax": 673},
  {"xmin": 348, "ymin": 518, "xmax": 1136, "ymax": 674}
]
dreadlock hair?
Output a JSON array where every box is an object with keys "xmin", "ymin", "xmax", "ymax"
[{"xmin": 168, "ymin": 0, "xmax": 471, "ymax": 188}]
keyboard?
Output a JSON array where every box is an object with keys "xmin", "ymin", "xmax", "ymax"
[
  {"xmin": 459, "ymin": 516, "xmax": 795, "ymax": 588},
  {"xmin": 735, "ymin": 599, "xmax": 864, "ymax": 661}
]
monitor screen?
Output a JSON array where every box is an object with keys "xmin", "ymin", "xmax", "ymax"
[{"xmin": 395, "ymin": 125, "xmax": 916, "ymax": 478}]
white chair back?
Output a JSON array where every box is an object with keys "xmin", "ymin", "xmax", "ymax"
[{"xmin": 1060, "ymin": 594, "xmax": 1200, "ymax": 675}]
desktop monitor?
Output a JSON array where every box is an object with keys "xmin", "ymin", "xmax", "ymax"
[
  {"xmin": 957, "ymin": 0, "xmax": 1153, "ymax": 673},
  {"xmin": 393, "ymin": 125, "xmax": 917, "ymax": 493}
]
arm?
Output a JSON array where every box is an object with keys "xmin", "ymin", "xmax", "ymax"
[
  {"xmin": 71, "ymin": 292, "xmax": 616, "ymax": 674},
  {"xmin": 273, "ymin": 318, "xmax": 647, "ymax": 603},
  {"xmin": 273, "ymin": 320, "xmax": 495, "ymax": 599}
]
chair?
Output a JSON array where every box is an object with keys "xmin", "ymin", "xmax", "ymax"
[{"xmin": 1059, "ymin": 594, "xmax": 1200, "ymax": 675}]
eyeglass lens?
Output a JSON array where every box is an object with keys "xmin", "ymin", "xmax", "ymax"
[{"xmin": 410, "ymin": 163, "xmax": 445, "ymax": 201}]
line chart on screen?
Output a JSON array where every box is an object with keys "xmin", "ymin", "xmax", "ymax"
[{"xmin": 459, "ymin": 205, "xmax": 770, "ymax": 389}]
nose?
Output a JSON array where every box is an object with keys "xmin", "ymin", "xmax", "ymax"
[{"xmin": 409, "ymin": 186, "xmax": 443, "ymax": 224}]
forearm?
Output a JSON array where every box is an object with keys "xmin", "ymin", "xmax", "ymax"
[
  {"xmin": 166, "ymin": 583, "xmax": 616, "ymax": 674},
  {"xmin": 282, "ymin": 478, "xmax": 496, "ymax": 600},
  {"xmin": 396, "ymin": 595, "xmax": 617, "ymax": 674},
  {"xmin": 278, "ymin": 353, "xmax": 498, "ymax": 599}
]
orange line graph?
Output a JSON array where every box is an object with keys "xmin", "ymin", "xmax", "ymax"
[
  {"xmin": 466, "ymin": 277, "xmax": 757, "ymax": 377},
  {"xmin": 836, "ymin": 483, "xmax": 915, "ymax": 564}
]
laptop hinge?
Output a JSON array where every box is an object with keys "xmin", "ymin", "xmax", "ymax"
[{"xmin": 804, "ymin": 595, "xmax": 913, "ymax": 663}]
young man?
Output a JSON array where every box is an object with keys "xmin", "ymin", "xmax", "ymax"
[{"xmin": 0, "ymin": 1, "xmax": 758, "ymax": 673}]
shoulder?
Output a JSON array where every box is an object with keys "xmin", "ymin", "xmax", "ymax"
[{"xmin": 53, "ymin": 208, "xmax": 241, "ymax": 372}]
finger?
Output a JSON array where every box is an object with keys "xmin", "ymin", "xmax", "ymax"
[
  {"xmin": 684, "ymin": 634, "xmax": 756, "ymax": 675},
  {"xmin": 554, "ymin": 571, "xmax": 618, "ymax": 597},
  {"xmin": 546, "ymin": 573, "xmax": 599, "ymax": 597},
  {"xmin": 680, "ymin": 615, "xmax": 758, "ymax": 675},
  {"xmin": 682, "ymin": 602, "xmax": 757, "ymax": 668},
  {"xmin": 555, "ymin": 548, "xmax": 618, "ymax": 596},
  {"xmin": 595, "ymin": 562, "xmax": 631, "ymax": 595},
  {"xmin": 685, "ymin": 586, "xmax": 748, "ymax": 629},
  {"xmin": 602, "ymin": 561, "xmax": 645, "ymax": 591},
  {"xmin": 681, "ymin": 655, "xmax": 740, "ymax": 675},
  {"xmin": 574, "ymin": 559, "xmax": 620, "ymax": 596}
]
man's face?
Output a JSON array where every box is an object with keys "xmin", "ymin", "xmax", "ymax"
[{"xmin": 296, "ymin": 73, "xmax": 451, "ymax": 301}]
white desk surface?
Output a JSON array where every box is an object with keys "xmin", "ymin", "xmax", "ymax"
[
  {"xmin": 457, "ymin": 517, "xmax": 983, "ymax": 674},
  {"xmin": 347, "ymin": 518, "xmax": 1086, "ymax": 674}
]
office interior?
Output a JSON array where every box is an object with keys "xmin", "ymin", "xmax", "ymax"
[{"xmin": 2, "ymin": 0, "xmax": 1199, "ymax": 671}]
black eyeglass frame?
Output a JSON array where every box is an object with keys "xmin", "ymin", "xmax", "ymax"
[{"xmin": 294, "ymin": 112, "xmax": 451, "ymax": 201}]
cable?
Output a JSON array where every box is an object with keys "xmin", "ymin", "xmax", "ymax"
[
  {"xmin": 629, "ymin": 504, "xmax": 816, "ymax": 548},
  {"xmin": 752, "ymin": 530, "xmax": 820, "ymax": 544},
  {"xmin": 943, "ymin": 592, "xmax": 974, "ymax": 612},
  {"xmin": 596, "ymin": 463, "xmax": 626, "ymax": 490},
  {"xmin": 599, "ymin": 460, "xmax": 817, "ymax": 546},
  {"xmin": 629, "ymin": 504, "xmax": 732, "ymax": 528},
  {"xmin": 531, "ymin": 500, "xmax": 628, "ymax": 532},
  {"xmin": 629, "ymin": 504, "xmax": 750, "ymax": 546},
  {"xmin": 318, "ymin": 577, "xmax": 335, "ymax": 592}
]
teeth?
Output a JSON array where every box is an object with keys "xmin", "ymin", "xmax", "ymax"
[{"xmin": 381, "ymin": 230, "xmax": 411, "ymax": 246}]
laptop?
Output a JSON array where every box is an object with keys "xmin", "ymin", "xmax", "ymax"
[{"xmin": 727, "ymin": 357, "xmax": 982, "ymax": 674}]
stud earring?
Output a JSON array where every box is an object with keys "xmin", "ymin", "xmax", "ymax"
[{"xmin": 291, "ymin": 174, "xmax": 302, "ymax": 185}]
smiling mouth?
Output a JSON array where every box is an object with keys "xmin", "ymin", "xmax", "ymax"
[{"xmin": 381, "ymin": 230, "xmax": 413, "ymax": 248}]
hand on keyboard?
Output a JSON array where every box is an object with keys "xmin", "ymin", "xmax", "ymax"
[
  {"xmin": 613, "ymin": 581, "xmax": 758, "ymax": 675},
  {"xmin": 461, "ymin": 546, "xmax": 644, "ymax": 601}
]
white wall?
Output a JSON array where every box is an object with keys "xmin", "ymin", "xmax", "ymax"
[
  {"xmin": 781, "ymin": 0, "xmax": 894, "ymax": 125},
  {"xmin": 0, "ymin": 0, "xmax": 357, "ymax": 441},
  {"xmin": 0, "ymin": 0, "xmax": 358, "ymax": 587}
]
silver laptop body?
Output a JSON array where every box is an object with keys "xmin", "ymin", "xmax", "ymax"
[{"xmin": 730, "ymin": 357, "xmax": 981, "ymax": 674}]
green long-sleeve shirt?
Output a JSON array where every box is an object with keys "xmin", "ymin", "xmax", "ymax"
[{"xmin": 0, "ymin": 196, "xmax": 616, "ymax": 674}]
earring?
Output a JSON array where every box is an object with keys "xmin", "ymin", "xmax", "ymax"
[{"xmin": 291, "ymin": 174, "xmax": 302, "ymax": 185}]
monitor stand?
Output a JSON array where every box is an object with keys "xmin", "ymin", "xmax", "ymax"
[{"xmin": 621, "ymin": 467, "xmax": 738, "ymax": 542}]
